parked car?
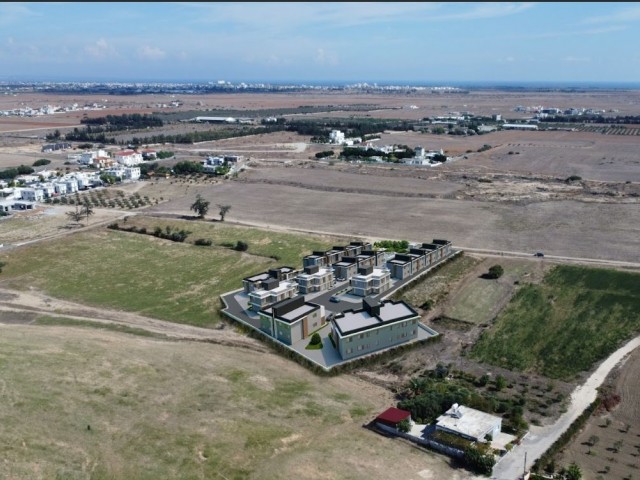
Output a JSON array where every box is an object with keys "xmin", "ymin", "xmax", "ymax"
[
  {"xmin": 534, "ymin": 252, "xmax": 544, "ymax": 257},
  {"xmin": 329, "ymin": 296, "xmax": 341, "ymax": 303}
]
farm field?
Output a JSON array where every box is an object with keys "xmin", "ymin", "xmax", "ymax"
[
  {"xmin": 375, "ymin": 130, "xmax": 640, "ymax": 182},
  {"xmin": 470, "ymin": 265, "xmax": 640, "ymax": 380},
  {"xmin": 143, "ymin": 181, "xmax": 640, "ymax": 264},
  {"xmin": 0, "ymin": 325, "xmax": 466, "ymax": 480},
  {"xmin": 557, "ymin": 348, "xmax": 640, "ymax": 480},
  {"xmin": 0, "ymin": 221, "xmax": 335, "ymax": 326}
]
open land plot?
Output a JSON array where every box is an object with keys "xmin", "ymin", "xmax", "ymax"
[
  {"xmin": 0, "ymin": 325, "xmax": 467, "ymax": 480},
  {"xmin": 558, "ymin": 347, "xmax": 640, "ymax": 480},
  {"xmin": 0, "ymin": 220, "xmax": 336, "ymax": 327},
  {"xmin": 238, "ymin": 164, "xmax": 462, "ymax": 197},
  {"xmin": 5, "ymin": 89, "xmax": 640, "ymax": 125},
  {"xmin": 0, "ymin": 206, "xmax": 125, "ymax": 244},
  {"xmin": 142, "ymin": 181, "xmax": 640, "ymax": 264},
  {"xmin": 470, "ymin": 265, "xmax": 640, "ymax": 381},
  {"xmin": 375, "ymin": 130, "xmax": 640, "ymax": 183},
  {"xmin": 442, "ymin": 257, "xmax": 548, "ymax": 326}
]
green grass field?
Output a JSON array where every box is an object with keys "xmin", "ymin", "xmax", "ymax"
[
  {"xmin": 470, "ymin": 265, "xmax": 640, "ymax": 380},
  {"xmin": 0, "ymin": 220, "xmax": 334, "ymax": 327},
  {"xmin": 445, "ymin": 261, "xmax": 538, "ymax": 325}
]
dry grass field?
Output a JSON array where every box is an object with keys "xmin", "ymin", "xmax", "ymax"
[
  {"xmin": 0, "ymin": 325, "xmax": 471, "ymax": 480},
  {"xmin": 143, "ymin": 180, "xmax": 640, "ymax": 264},
  {"xmin": 558, "ymin": 348, "xmax": 640, "ymax": 480}
]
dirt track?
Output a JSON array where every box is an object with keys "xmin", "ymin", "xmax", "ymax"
[{"xmin": 0, "ymin": 287, "xmax": 262, "ymax": 351}]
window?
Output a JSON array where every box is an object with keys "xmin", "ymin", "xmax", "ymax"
[
  {"xmin": 412, "ymin": 329, "xmax": 417, "ymax": 335},
  {"xmin": 412, "ymin": 319, "xmax": 417, "ymax": 324},
  {"xmin": 346, "ymin": 348, "xmax": 353, "ymax": 354}
]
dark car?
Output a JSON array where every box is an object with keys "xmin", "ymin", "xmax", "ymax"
[
  {"xmin": 329, "ymin": 296, "xmax": 341, "ymax": 303},
  {"xmin": 534, "ymin": 252, "xmax": 544, "ymax": 257}
]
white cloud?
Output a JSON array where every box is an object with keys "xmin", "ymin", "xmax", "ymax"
[
  {"xmin": 137, "ymin": 45, "xmax": 166, "ymax": 60},
  {"xmin": 0, "ymin": 3, "xmax": 39, "ymax": 26},
  {"xmin": 84, "ymin": 38, "xmax": 116, "ymax": 58},
  {"xmin": 425, "ymin": 2, "xmax": 535, "ymax": 22},
  {"xmin": 582, "ymin": 6, "xmax": 640, "ymax": 25},
  {"xmin": 314, "ymin": 48, "xmax": 338, "ymax": 66}
]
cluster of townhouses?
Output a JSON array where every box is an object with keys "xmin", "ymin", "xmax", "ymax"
[
  {"xmin": 0, "ymin": 170, "xmax": 104, "ymax": 212},
  {"xmin": 232, "ymin": 239, "xmax": 453, "ymax": 361}
]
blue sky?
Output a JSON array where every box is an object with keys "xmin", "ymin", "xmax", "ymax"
[{"xmin": 1, "ymin": 2, "xmax": 639, "ymax": 83}]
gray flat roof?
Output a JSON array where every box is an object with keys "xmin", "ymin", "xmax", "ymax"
[
  {"xmin": 436, "ymin": 405, "xmax": 501, "ymax": 440},
  {"xmin": 334, "ymin": 311, "xmax": 378, "ymax": 334},
  {"xmin": 245, "ymin": 272, "xmax": 271, "ymax": 282},
  {"xmin": 378, "ymin": 302, "xmax": 415, "ymax": 322},
  {"xmin": 333, "ymin": 300, "xmax": 418, "ymax": 335},
  {"xmin": 279, "ymin": 304, "xmax": 318, "ymax": 322}
]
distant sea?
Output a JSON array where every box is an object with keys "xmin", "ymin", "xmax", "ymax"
[{"xmin": 4, "ymin": 77, "xmax": 640, "ymax": 90}]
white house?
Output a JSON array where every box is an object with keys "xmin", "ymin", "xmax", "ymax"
[
  {"xmin": 54, "ymin": 183, "xmax": 68, "ymax": 196},
  {"xmin": 114, "ymin": 150, "xmax": 143, "ymax": 166},
  {"xmin": 435, "ymin": 404, "xmax": 502, "ymax": 443},
  {"xmin": 63, "ymin": 178, "xmax": 79, "ymax": 194},
  {"xmin": 124, "ymin": 167, "xmax": 141, "ymax": 181},
  {"xmin": 79, "ymin": 149, "xmax": 109, "ymax": 165},
  {"xmin": 329, "ymin": 130, "xmax": 345, "ymax": 145},
  {"xmin": 20, "ymin": 187, "xmax": 45, "ymax": 202}
]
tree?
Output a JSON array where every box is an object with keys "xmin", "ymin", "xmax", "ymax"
[
  {"xmin": 310, "ymin": 333, "xmax": 322, "ymax": 346},
  {"xmin": 190, "ymin": 194, "xmax": 210, "ymax": 218},
  {"xmin": 588, "ymin": 435, "xmax": 599, "ymax": 447},
  {"xmin": 397, "ymin": 418, "xmax": 411, "ymax": 433},
  {"xmin": 561, "ymin": 462, "xmax": 582, "ymax": 480},
  {"xmin": 218, "ymin": 204, "xmax": 231, "ymax": 222},
  {"xmin": 66, "ymin": 204, "xmax": 84, "ymax": 224},
  {"xmin": 82, "ymin": 202, "xmax": 94, "ymax": 226}
]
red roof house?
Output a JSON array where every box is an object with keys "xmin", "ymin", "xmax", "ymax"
[{"xmin": 375, "ymin": 407, "xmax": 412, "ymax": 428}]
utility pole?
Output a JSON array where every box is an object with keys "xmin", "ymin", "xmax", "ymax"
[{"xmin": 523, "ymin": 451, "xmax": 527, "ymax": 479}]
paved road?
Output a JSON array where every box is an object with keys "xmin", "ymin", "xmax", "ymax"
[{"xmin": 492, "ymin": 335, "xmax": 640, "ymax": 480}]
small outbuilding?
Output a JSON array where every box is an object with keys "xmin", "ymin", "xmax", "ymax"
[{"xmin": 375, "ymin": 407, "xmax": 412, "ymax": 431}]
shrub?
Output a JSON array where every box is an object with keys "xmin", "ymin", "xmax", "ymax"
[
  {"xmin": 565, "ymin": 175, "xmax": 582, "ymax": 183},
  {"xmin": 483, "ymin": 265, "xmax": 504, "ymax": 279},
  {"xmin": 194, "ymin": 238, "xmax": 212, "ymax": 246},
  {"xmin": 397, "ymin": 418, "xmax": 411, "ymax": 433},
  {"xmin": 234, "ymin": 241, "xmax": 249, "ymax": 252},
  {"xmin": 310, "ymin": 333, "xmax": 322, "ymax": 345},
  {"xmin": 33, "ymin": 158, "xmax": 51, "ymax": 167}
]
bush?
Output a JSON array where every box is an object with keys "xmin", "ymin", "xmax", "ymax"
[
  {"xmin": 194, "ymin": 238, "xmax": 212, "ymax": 246},
  {"xmin": 397, "ymin": 418, "xmax": 411, "ymax": 433},
  {"xmin": 565, "ymin": 175, "xmax": 582, "ymax": 183},
  {"xmin": 483, "ymin": 265, "xmax": 504, "ymax": 279},
  {"xmin": 234, "ymin": 241, "xmax": 248, "ymax": 252},
  {"xmin": 315, "ymin": 150, "xmax": 335, "ymax": 159},
  {"xmin": 33, "ymin": 159, "xmax": 51, "ymax": 167},
  {"xmin": 464, "ymin": 445, "xmax": 496, "ymax": 475},
  {"xmin": 310, "ymin": 333, "xmax": 322, "ymax": 345}
]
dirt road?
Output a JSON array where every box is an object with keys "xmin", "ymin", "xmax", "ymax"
[
  {"xmin": 0, "ymin": 287, "xmax": 263, "ymax": 351},
  {"xmin": 492, "ymin": 336, "xmax": 640, "ymax": 480}
]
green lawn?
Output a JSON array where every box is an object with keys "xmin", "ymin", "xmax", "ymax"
[
  {"xmin": 470, "ymin": 265, "xmax": 640, "ymax": 380},
  {"xmin": 445, "ymin": 262, "xmax": 534, "ymax": 325},
  {"xmin": 0, "ymin": 221, "xmax": 333, "ymax": 327}
]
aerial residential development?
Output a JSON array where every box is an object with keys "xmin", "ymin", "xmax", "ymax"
[{"xmin": 1, "ymin": 4, "xmax": 640, "ymax": 480}]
